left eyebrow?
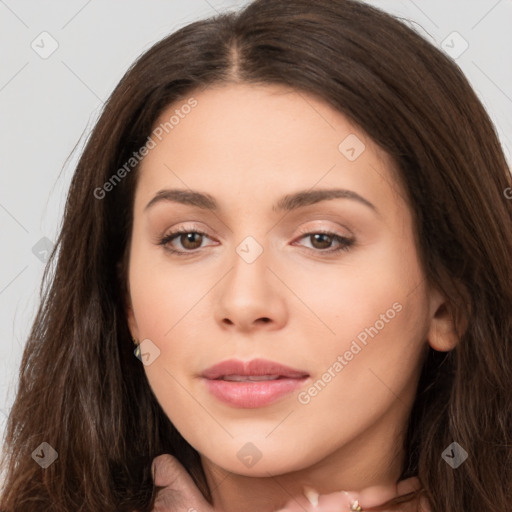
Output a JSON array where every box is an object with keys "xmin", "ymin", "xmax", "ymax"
[
  {"xmin": 144, "ymin": 187, "xmax": 379, "ymax": 216},
  {"xmin": 273, "ymin": 188, "xmax": 379, "ymax": 216}
]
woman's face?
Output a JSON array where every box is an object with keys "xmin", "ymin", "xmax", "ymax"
[{"xmin": 126, "ymin": 83, "xmax": 450, "ymax": 491}]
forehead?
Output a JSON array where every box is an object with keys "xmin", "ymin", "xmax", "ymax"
[
  {"xmin": 135, "ymin": 82, "xmax": 406, "ymax": 220},
  {"xmin": 150, "ymin": 82, "xmax": 365, "ymax": 159}
]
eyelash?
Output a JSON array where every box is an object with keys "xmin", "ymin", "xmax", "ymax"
[{"xmin": 158, "ymin": 226, "xmax": 355, "ymax": 256}]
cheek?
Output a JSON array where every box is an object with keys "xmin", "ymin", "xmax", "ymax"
[
  {"xmin": 299, "ymin": 239, "xmax": 428, "ymax": 392},
  {"xmin": 290, "ymin": 294, "xmax": 427, "ymax": 455},
  {"xmin": 128, "ymin": 242, "xmax": 211, "ymax": 340},
  {"xmin": 128, "ymin": 244, "xmax": 212, "ymax": 399},
  {"xmin": 294, "ymin": 244, "xmax": 421, "ymax": 352}
]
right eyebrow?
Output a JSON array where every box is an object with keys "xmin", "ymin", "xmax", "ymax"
[{"xmin": 144, "ymin": 189, "xmax": 217, "ymax": 212}]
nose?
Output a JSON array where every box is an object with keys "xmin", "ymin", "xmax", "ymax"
[{"xmin": 214, "ymin": 242, "xmax": 288, "ymax": 333}]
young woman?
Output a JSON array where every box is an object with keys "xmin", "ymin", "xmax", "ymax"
[{"xmin": 1, "ymin": 0, "xmax": 511, "ymax": 511}]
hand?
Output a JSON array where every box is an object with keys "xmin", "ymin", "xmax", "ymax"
[
  {"xmin": 275, "ymin": 476, "xmax": 432, "ymax": 512},
  {"xmin": 151, "ymin": 454, "xmax": 219, "ymax": 512}
]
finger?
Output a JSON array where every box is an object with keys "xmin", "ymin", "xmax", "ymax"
[
  {"xmin": 325, "ymin": 476, "xmax": 423, "ymax": 510},
  {"xmin": 353, "ymin": 484, "xmax": 397, "ymax": 508},
  {"xmin": 316, "ymin": 490, "xmax": 353, "ymax": 511},
  {"xmin": 152, "ymin": 454, "xmax": 198, "ymax": 489},
  {"xmin": 151, "ymin": 454, "xmax": 212, "ymax": 512},
  {"xmin": 277, "ymin": 490, "xmax": 328, "ymax": 512},
  {"xmin": 361, "ymin": 477, "xmax": 423, "ymax": 511},
  {"xmin": 418, "ymin": 493, "xmax": 433, "ymax": 512}
]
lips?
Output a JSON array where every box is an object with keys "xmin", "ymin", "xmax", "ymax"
[
  {"xmin": 201, "ymin": 358, "xmax": 310, "ymax": 408},
  {"xmin": 201, "ymin": 358, "xmax": 309, "ymax": 380}
]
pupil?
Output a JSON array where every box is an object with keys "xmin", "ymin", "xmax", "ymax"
[
  {"xmin": 183, "ymin": 233, "xmax": 201, "ymax": 249},
  {"xmin": 312, "ymin": 233, "xmax": 331, "ymax": 249}
]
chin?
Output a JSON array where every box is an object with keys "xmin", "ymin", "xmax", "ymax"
[{"xmin": 203, "ymin": 446, "xmax": 312, "ymax": 477}]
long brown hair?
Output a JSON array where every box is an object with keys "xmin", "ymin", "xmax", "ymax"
[{"xmin": 1, "ymin": 1, "xmax": 511, "ymax": 510}]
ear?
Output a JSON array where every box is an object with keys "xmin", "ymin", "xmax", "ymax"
[
  {"xmin": 126, "ymin": 300, "xmax": 140, "ymax": 342},
  {"xmin": 426, "ymin": 285, "xmax": 466, "ymax": 352},
  {"xmin": 116, "ymin": 256, "xmax": 140, "ymax": 342}
]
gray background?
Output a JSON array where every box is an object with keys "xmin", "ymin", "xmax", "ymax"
[{"xmin": 1, "ymin": 0, "xmax": 511, "ymax": 446}]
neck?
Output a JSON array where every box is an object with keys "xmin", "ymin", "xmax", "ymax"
[{"xmin": 201, "ymin": 400, "xmax": 409, "ymax": 512}]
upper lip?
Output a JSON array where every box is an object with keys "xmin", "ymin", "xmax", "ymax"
[{"xmin": 201, "ymin": 358, "xmax": 309, "ymax": 380}]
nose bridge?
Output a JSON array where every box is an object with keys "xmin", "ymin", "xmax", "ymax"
[
  {"xmin": 227, "ymin": 232, "xmax": 270, "ymax": 301},
  {"xmin": 213, "ymin": 229, "xmax": 287, "ymax": 330},
  {"xmin": 235, "ymin": 233, "xmax": 266, "ymax": 266}
]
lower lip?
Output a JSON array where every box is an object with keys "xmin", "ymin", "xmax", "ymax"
[{"xmin": 203, "ymin": 377, "xmax": 309, "ymax": 408}]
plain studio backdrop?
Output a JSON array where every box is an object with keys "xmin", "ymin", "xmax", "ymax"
[{"xmin": 0, "ymin": 0, "xmax": 511, "ymax": 447}]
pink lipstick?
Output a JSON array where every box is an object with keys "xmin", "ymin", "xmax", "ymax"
[{"xmin": 201, "ymin": 358, "xmax": 309, "ymax": 408}]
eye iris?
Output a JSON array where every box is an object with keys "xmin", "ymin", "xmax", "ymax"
[
  {"xmin": 310, "ymin": 233, "xmax": 332, "ymax": 249},
  {"xmin": 181, "ymin": 232, "xmax": 202, "ymax": 250}
]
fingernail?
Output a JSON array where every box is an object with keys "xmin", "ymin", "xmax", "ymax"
[
  {"xmin": 151, "ymin": 460, "xmax": 157, "ymax": 481},
  {"xmin": 303, "ymin": 485, "xmax": 319, "ymax": 507}
]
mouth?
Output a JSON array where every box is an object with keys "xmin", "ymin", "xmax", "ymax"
[
  {"xmin": 201, "ymin": 358, "xmax": 309, "ymax": 380},
  {"xmin": 216, "ymin": 374, "xmax": 295, "ymax": 381},
  {"xmin": 201, "ymin": 359, "xmax": 310, "ymax": 408}
]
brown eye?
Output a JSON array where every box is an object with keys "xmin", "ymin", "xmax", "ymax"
[
  {"xmin": 178, "ymin": 232, "xmax": 204, "ymax": 250},
  {"xmin": 295, "ymin": 230, "xmax": 355, "ymax": 254},
  {"xmin": 309, "ymin": 233, "xmax": 334, "ymax": 249},
  {"xmin": 158, "ymin": 228, "xmax": 215, "ymax": 255}
]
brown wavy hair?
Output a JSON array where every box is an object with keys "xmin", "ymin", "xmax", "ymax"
[{"xmin": 1, "ymin": 0, "xmax": 511, "ymax": 510}]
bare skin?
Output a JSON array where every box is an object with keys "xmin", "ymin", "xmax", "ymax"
[
  {"xmin": 150, "ymin": 453, "xmax": 431, "ymax": 511},
  {"xmin": 126, "ymin": 83, "xmax": 455, "ymax": 512}
]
